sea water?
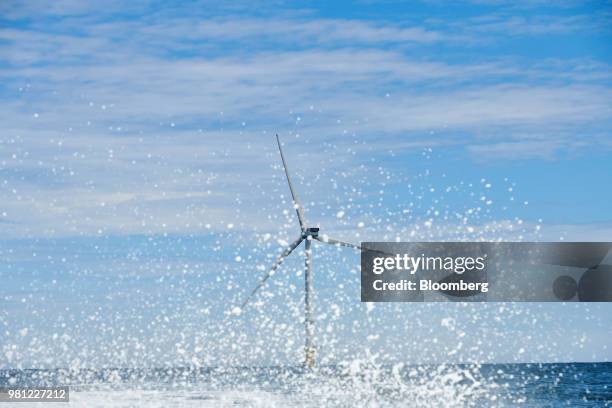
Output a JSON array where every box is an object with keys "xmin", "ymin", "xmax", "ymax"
[{"xmin": 2, "ymin": 362, "xmax": 610, "ymax": 407}]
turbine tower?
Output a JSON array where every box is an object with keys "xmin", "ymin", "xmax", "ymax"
[{"xmin": 239, "ymin": 134, "xmax": 363, "ymax": 368}]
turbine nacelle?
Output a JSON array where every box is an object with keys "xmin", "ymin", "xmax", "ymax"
[{"xmin": 303, "ymin": 227, "xmax": 320, "ymax": 239}]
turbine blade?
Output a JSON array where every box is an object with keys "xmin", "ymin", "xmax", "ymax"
[
  {"xmin": 315, "ymin": 235, "xmax": 361, "ymax": 250},
  {"xmin": 315, "ymin": 235, "xmax": 395, "ymax": 256},
  {"xmin": 276, "ymin": 134, "xmax": 307, "ymax": 230},
  {"xmin": 239, "ymin": 236, "xmax": 304, "ymax": 310}
]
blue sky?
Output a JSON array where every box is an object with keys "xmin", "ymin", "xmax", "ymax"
[{"xmin": 0, "ymin": 0, "xmax": 611, "ymax": 368}]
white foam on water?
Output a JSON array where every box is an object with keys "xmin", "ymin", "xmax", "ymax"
[{"xmin": 11, "ymin": 363, "xmax": 511, "ymax": 408}]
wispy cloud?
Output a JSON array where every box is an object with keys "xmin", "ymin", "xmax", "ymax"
[{"xmin": 1, "ymin": 1, "xmax": 610, "ymax": 238}]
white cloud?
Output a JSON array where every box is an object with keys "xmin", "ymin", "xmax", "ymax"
[{"xmin": 1, "ymin": 4, "xmax": 610, "ymax": 238}]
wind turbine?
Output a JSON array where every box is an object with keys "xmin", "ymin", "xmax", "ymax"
[{"xmin": 238, "ymin": 134, "xmax": 363, "ymax": 368}]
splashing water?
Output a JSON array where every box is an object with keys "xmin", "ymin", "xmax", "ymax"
[
  {"xmin": 3, "ymin": 138, "xmax": 608, "ymax": 408},
  {"xmin": 3, "ymin": 362, "xmax": 612, "ymax": 407}
]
